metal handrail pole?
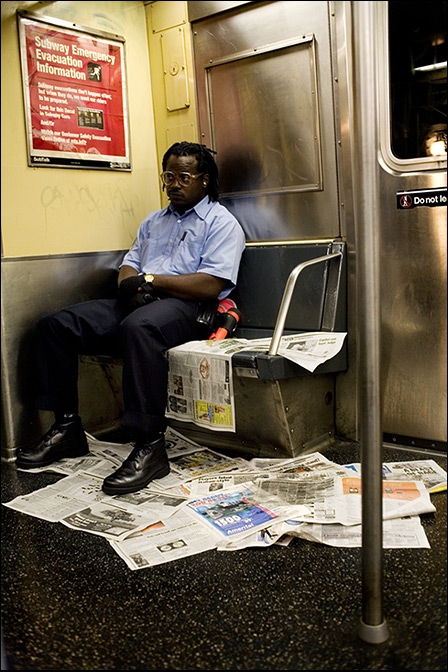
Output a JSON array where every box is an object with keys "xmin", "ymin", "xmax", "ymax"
[
  {"xmin": 268, "ymin": 252, "xmax": 342, "ymax": 355},
  {"xmin": 352, "ymin": 1, "xmax": 389, "ymax": 644}
]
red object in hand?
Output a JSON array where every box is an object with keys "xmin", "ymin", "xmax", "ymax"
[
  {"xmin": 216, "ymin": 298, "xmax": 237, "ymax": 314},
  {"xmin": 210, "ymin": 305, "xmax": 241, "ymax": 340}
]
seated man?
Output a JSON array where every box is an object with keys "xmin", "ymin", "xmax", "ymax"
[{"xmin": 16, "ymin": 142, "xmax": 246, "ymax": 495}]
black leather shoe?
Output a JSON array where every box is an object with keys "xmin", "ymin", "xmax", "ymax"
[
  {"xmin": 102, "ymin": 436, "xmax": 170, "ymax": 495},
  {"xmin": 16, "ymin": 418, "xmax": 89, "ymax": 469}
]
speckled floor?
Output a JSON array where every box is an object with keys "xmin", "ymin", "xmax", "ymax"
[{"xmin": 1, "ymin": 440, "xmax": 446, "ymax": 670}]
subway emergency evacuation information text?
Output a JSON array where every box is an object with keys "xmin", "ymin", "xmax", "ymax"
[{"xmin": 18, "ymin": 14, "xmax": 131, "ymax": 170}]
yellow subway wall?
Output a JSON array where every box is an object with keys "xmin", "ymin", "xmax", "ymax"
[
  {"xmin": 145, "ymin": 1, "xmax": 199, "ymax": 208},
  {"xmin": 1, "ymin": 0, "xmax": 161, "ymax": 257}
]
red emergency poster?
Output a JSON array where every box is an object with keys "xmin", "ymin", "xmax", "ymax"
[{"xmin": 18, "ymin": 11, "xmax": 131, "ymax": 170}]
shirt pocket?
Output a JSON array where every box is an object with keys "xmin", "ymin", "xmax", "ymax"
[{"xmin": 172, "ymin": 240, "xmax": 202, "ymax": 274}]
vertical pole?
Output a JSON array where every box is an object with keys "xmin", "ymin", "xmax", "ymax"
[{"xmin": 351, "ymin": 1, "xmax": 389, "ymax": 644}]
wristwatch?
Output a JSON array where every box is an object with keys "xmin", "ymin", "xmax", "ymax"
[{"xmin": 144, "ymin": 273, "xmax": 155, "ymax": 285}]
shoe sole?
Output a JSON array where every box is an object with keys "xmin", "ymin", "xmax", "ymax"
[
  {"xmin": 15, "ymin": 445, "xmax": 89, "ymax": 470},
  {"xmin": 102, "ymin": 463, "xmax": 171, "ymax": 496}
]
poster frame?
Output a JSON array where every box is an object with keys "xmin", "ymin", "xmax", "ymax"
[{"xmin": 17, "ymin": 9, "xmax": 132, "ymax": 171}]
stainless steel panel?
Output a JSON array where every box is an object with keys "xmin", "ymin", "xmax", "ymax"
[
  {"xmin": 187, "ymin": 1, "xmax": 253, "ymax": 23},
  {"xmin": 1, "ymin": 252, "xmax": 125, "ymax": 460},
  {"xmin": 379, "ymin": 172, "xmax": 447, "ymax": 442},
  {"xmin": 374, "ymin": 2, "xmax": 447, "ymax": 444},
  {"xmin": 206, "ymin": 35, "xmax": 322, "ymax": 196},
  {"xmin": 192, "ymin": 0, "xmax": 341, "ymax": 242},
  {"xmin": 332, "ymin": 1, "xmax": 447, "ymax": 445},
  {"xmin": 331, "ymin": 1, "xmax": 358, "ymax": 442},
  {"xmin": 170, "ymin": 374, "xmax": 335, "ymax": 458}
]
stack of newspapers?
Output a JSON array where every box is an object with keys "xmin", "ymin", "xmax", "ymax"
[{"xmin": 5, "ymin": 427, "xmax": 446, "ymax": 570}]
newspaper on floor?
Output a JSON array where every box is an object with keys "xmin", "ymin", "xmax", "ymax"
[
  {"xmin": 184, "ymin": 451, "xmax": 352, "ymax": 497},
  {"xmin": 186, "ymin": 484, "xmax": 309, "ymax": 542},
  {"xmin": 216, "ymin": 519, "xmax": 298, "ymax": 550},
  {"xmin": 166, "ymin": 333, "xmax": 347, "ymax": 431},
  {"xmin": 60, "ymin": 486, "xmax": 190, "ymax": 541},
  {"xmin": 3, "ymin": 472, "xmax": 109, "ymax": 522},
  {"xmin": 164, "ymin": 426, "xmax": 209, "ymax": 457},
  {"xmin": 4, "ymin": 429, "xmax": 444, "ymax": 561},
  {"xmin": 254, "ymin": 473, "xmax": 436, "ymax": 525},
  {"xmin": 290, "ymin": 516, "xmax": 430, "ymax": 548},
  {"xmin": 109, "ymin": 508, "xmax": 222, "ymax": 570},
  {"xmin": 61, "ymin": 501, "xmax": 163, "ymax": 540},
  {"xmin": 186, "ymin": 471, "xmax": 273, "ymax": 497},
  {"xmin": 109, "ymin": 488, "xmax": 189, "ymax": 517},
  {"xmin": 343, "ymin": 460, "xmax": 447, "ymax": 494},
  {"xmin": 218, "ymin": 516, "xmax": 430, "ymax": 550},
  {"xmin": 169, "ymin": 447, "xmax": 250, "ymax": 481},
  {"xmin": 269, "ymin": 451, "xmax": 355, "ymax": 477},
  {"xmin": 248, "ymin": 456, "xmax": 293, "ymax": 469}
]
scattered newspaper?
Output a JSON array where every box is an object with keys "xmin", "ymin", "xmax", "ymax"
[
  {"xmin": 187, "ymin": 471, "xmax": 276, "ymax": 498},
  {"xmin": 219, "ymin": 516, "xmax": 430, "ymax": 550},
  {"xmin": 61, "ymin": 501, "xmax": 162, "ymax": 541},
  {"xmin": 109, "ymin": 509, "xmax": 222, "ymax": 570},
  {"xmin": 4, "ymin": 428, "xmax": 446, "ymax": 568},
  {"xmin": 186, "ymin": 484, "xmax": 309, "ymax": 542},
  {"xmin": 291, "ymin": 516, "xmax": 431, "ymax": 548},
  {"xmin": 254, "ymin": 473, "xmax": 436, "ymax": 525},
  {"xmin": 3, "ymin": 472, "xmax": 108, "ymax": 522},
  {"xmin": 344, "ymin": 460, "xmax": 447, "ymax": 494},
  {"xmin": 60, "ymin": 489, "xmax": 189, "ymax": 541},
  {"xmin": 166, "ymin": 333, "xmax": 347, "ymax": 431},
  {"xmin": 269, "ymin": 452, "xmax": 355, "ymax": 477}
]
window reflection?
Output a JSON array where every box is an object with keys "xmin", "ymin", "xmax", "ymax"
[{"xmin": 389, "ymin": 1, "xmax": 447, "ymax": 160}]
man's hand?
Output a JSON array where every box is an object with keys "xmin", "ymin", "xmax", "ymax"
[
  {"xmin": 128, "ymin": 291, "xmax": 158, "ymax": 310},
  {"xmin": 117, "ymin": 274, "xmax": 145, "ymax": 300},
  {"xmin": 119, "ymin": 278, "xmax": 161, "ymax": 311}
]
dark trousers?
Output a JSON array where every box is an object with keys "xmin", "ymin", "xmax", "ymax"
[{"xmin": 35, "ymin": 298, "xmax": 206, "ymax": 436}]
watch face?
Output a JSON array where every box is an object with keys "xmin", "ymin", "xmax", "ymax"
[{"xmin": 144, "ymin": 274, "xmax": 154, "ymax": 283}]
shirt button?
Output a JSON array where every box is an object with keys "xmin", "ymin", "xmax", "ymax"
[{"xmin": 177, "ymin": 219, "xmax": 181, "ymax": 223}]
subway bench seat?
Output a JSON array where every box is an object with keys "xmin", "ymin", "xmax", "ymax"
[
  {"xmin": 168, "ymin": 240, "xmax": 347, "ymax": 458},
  {"xmin": 76, "ymin": 241, "xmax": 347, "ymax": 458}
]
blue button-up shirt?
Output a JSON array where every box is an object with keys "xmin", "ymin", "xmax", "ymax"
[{"xmin": 121, "ymin": 197, "xmax": 246, "ymax": 299}]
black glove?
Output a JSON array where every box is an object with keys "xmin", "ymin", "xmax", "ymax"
[
  {"xmin": 117, "ymin": 274, "xmax": 146, "ymax": 301},
  {"xmin": 127, "ymin": 282, "xmax": 161, "ymax": 311}
]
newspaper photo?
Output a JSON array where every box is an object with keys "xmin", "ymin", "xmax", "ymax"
[
  {"xmin": 109, "ymin": 509, "xmax": 221, "ymax": 570},
  {"xmin": 186, "ymin": 485, "xmax": 307, "ymax": 541},
  {"xmin": 61, "ymin": 501, "xmax": 160, "ymax": 541}
]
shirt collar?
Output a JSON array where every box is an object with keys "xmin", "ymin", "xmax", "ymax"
[{"xmin": 166, "ymin": 196, "xmax": 213, "ymax": 219}]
